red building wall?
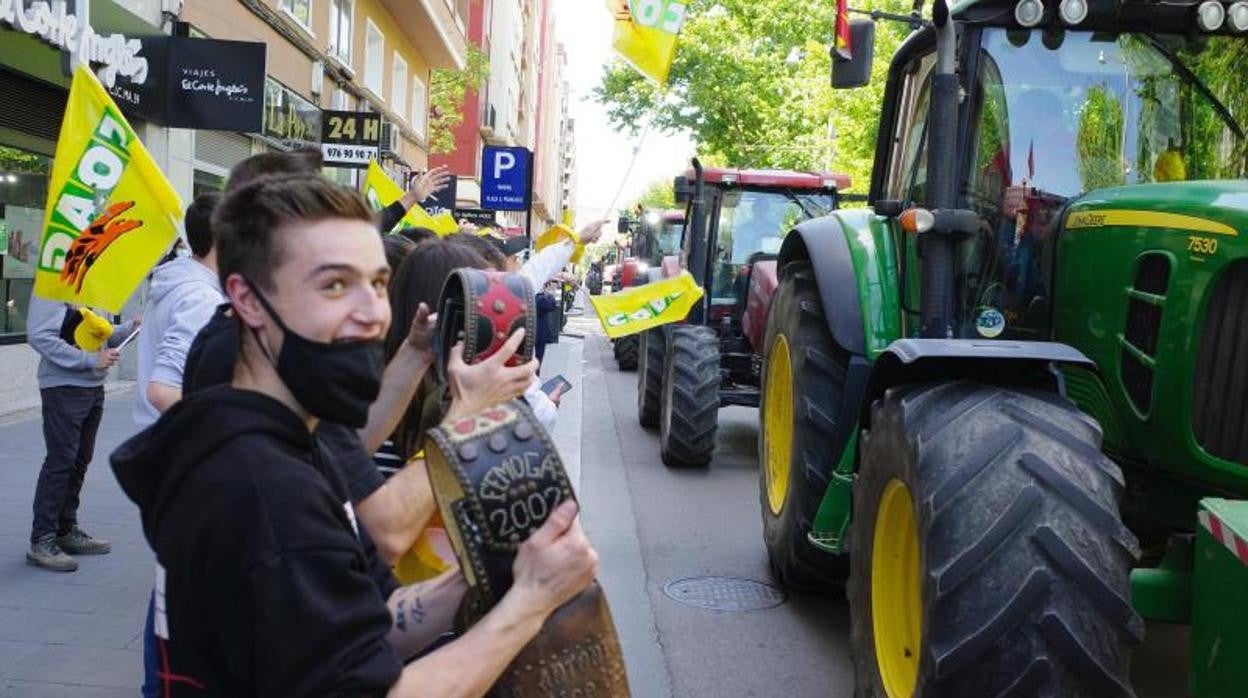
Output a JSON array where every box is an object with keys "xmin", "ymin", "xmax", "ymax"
[{"xmin": 430, "ymin": 0, "xmax": 491, "ymax": 178}]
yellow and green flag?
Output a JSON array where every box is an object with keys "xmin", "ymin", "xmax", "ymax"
[
  {"xmin": 35, "ymin": 66, "xmax": 183, "ymax": 313},
  {"xmin": 607, "ymin": 0, "xmax": 688, "ymax": 85},
  {"xmin": 589, "ymin": 271, "xmax": 703, "ymax": 339},
  {"xmin": 364, "ymin": 160, "xmax": 459, "ymax": 236}
]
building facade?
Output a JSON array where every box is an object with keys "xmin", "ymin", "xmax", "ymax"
[
  {"xmin": 0, "ymin": 0, "xmax": 466, "ymax": 416},
  {"xmin": 430, "ymin": 0, "xmax": 573, "ymax": 234}
]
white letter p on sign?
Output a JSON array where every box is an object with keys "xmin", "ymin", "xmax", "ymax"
[{"xmin": 494, "ymin": 151, "xmax": 516, "ymax": 180}]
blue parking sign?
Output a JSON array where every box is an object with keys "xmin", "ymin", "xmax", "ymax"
[{"xmin": 481, "ymin": 146, "xmax": 532, "ymax": 212}]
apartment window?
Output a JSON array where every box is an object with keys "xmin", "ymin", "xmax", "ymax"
[
  {"xmin": 328, "ymin": 0, "xmax": 353, "ymax": 64},
  {"xmin": 392, "ymin": 54, "xmax": 408, "ymax": 121},
  {"xmin": 331, "ymin": 86, "xmax": 354, "ymax": 110},
  {"xmin": 411, "ymin": 76, "xmax": 427, "ymax": 140},
  {"xmin": 364, "ymin": 19, "xmax": 385, "ymax": 98},
  {"xmin": 280, "ymin": 0, "xmax": 312, "ymax": 29}
]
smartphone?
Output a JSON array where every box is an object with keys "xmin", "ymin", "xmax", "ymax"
[
  {"xmin": 542, "ymin": 375, "xmax": 572, "ymax": 397},
  {"xmin": 116, "ymin": 326, "xmax": 141, "ymax": 350}
]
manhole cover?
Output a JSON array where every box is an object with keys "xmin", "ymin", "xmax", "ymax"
[{"xmin": 662, "ymin": 576, "xmax": 787, "ymax": 612}]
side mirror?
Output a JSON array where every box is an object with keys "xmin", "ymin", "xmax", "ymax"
[
  {"xmin": 617, "ymin": 217, "xmax": 631, "ymax": 234},
  {"xmin": 832, "ymin": 20, "xmax": 876, "ymax": 89},
  {"xmin": 673, "ymin": 175, "xmax": 692, "ymax": 204}
]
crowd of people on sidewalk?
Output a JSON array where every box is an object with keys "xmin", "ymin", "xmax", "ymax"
[{"xmin": 22, "ymin": 146, "xmax": 607, "ymax": 695}]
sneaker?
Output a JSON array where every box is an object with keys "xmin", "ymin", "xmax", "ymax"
[
  {"xmin": 26, "ymin": 535, "xmax": 78, "ymax": 572},
  {"xmin": 56, "ymin": 527, "xmax": 111, "ymax": 555}
]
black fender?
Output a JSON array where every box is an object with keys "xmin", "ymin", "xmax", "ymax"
[
  {"xmin": 777, "ymin": 217, "xmax": 865, "ymax": 355},
  {"xmin": 859, "ymin": 339, "xmax": 1096, "ymax": 428}
]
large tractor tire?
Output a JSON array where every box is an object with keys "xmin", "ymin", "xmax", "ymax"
[
  {"xmin": 849, "ymin": 382, "xmax": 1142, "ymax": 698},
  {"xmin": 759, "ymin": 263, "xmax": 849, "ymax": 589},
  {"xmin": 614, "ymin": 334, "xmax": 639, "ymax": 371},
  {"xmin": 637, "ymin": 328, "xmax": 667, "ymax": 428},
  {"xmin": 659, "ymin": 326, "xmax": 720, "ymax": 468}
]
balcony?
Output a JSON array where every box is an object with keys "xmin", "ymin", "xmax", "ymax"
[{"xmin": 379, "ymin": 0, "xmax": 468, "ymax": 70}]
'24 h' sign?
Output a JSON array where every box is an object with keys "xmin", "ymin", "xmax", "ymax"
[{"xmin": 321, "ymin": 110, "xmax": 382, "ymax": 169}]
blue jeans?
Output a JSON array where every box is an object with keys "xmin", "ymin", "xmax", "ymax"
[{"xmin": 142, "ymin": 592, "xmax": 158, "ymax": 697}]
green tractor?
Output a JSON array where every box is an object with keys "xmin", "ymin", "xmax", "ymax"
[{"xmin": 758, "ymin": 1, "xmax": 1248, "ymax": 694}]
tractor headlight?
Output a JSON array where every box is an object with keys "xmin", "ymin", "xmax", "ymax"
[
  {"xmin": 1229, "ymin": 1, "xmax": 1248, "ymax": 31},
  {"xmin": 1198, "ymin": 0, "xmax": 1226, "ymax": 31},
  {"xmin": 1014, "ymin": 0, "xmax": 1045, "ymax": 27},
  {"xmin": 1059, "ymin": 0, "xmax": 1089, "ymax": 25}
]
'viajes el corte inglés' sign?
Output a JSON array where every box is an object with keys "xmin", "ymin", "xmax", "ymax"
[{"xmin": 0, "ymin": 0, "xmax": 149, "ymax": 87}]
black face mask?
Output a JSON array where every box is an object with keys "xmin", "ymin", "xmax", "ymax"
[{"xmin": 244, "ymin": 280, "xmax": 384, "ymax": 428}]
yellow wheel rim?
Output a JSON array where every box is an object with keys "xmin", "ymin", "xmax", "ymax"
[
  {"xmin": 871, "ymin": 479, "xmax": 922, "ymax": 697},
  {"xmin": 764, "ymin": 335, "xmax": 794, "ymax": 516}
]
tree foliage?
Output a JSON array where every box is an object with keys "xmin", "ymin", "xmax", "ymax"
[
  {"xmin": 594, "ymin": 0, "xmax": 915, "ymax": 192},
  {"xmin": 628, "ymin": 178, "xmax": 678, "ymax": 212},
  {"xmin": 429, "ymin": 46, "xmax": 490, "ymax": 156}
]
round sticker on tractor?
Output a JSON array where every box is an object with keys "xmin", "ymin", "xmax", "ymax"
[{"xmin": 976, "ymin": 308, "xmax": 1006, "ymax": 338}]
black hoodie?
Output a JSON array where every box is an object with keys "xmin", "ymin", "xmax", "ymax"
[{"xmin": 112, "ymin": 386, "xmax": 402, "ymax": 697}]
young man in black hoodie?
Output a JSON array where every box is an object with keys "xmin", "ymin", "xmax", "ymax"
[{"xmin": 112, "ymin": 174, "xmax": 597, "ymax": 696}]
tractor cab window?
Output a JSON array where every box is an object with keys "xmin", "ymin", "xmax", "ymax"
[
  {"xmin": 710, "ymin": 189, "xmax": 831, "ymax": 303},
  {"xmin": 658, "ymin": 220, "xmax": 683, "ymax": 258},
  {"xmin": 960, "ymin": 28, "xmax": 1246, "ymax": 339},
  {"xmin": 886, "ymin": 52, "xmax": 937, "ymax": 205}
]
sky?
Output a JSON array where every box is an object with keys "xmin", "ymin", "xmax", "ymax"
[{"xmin": 552, "ymin": 0, "xmax": 694, "ymax": 231}]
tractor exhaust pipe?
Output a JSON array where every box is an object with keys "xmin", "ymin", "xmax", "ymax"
[
  {"xmin": 688, "ymin": 157, "xmax": 709, "ymax": 324},
  {"xmin": 919, "ymin": 0, "xmax": 959, "ymax": 338}
]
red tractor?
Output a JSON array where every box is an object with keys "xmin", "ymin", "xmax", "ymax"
[
  {"xmin": 611, "ymin": 209, "xmax": 687, "ymax": 369},
  {"xmin": 635, "ymin": 161, "xmax": 849, "ymax": 467}
]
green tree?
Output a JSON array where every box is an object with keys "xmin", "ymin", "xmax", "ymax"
[
  {"xmin": 429, "ymin": 47, "xmax": 490, "ymax": 155},
  {"xmin": 595, "ymin": 0, "xmax": 915, "ymax": 192},
  {"xmin": 629, "ymin": 178, "xmax": 677, "ymax": 211}
]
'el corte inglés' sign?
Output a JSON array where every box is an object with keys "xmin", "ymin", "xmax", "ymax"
[{"xmin": 0, "ymin": 0, "xmax": 148, "ymax": 87}]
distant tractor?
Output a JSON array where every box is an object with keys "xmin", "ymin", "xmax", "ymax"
[
  {"xmin": 636, "ymin": 164, "xmax": 848, "ymax": 468},
  {"xmin": 757, "ymin": 2, "xmax": 1248, "ymax": 695},
  {"xmin": 612, "ymin": 209, "xmax": 686, "ymax": 370}
]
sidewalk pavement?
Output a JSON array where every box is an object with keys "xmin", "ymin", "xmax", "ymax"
[
  {"xmin": 0, "ymin": 332, "xmax": 591, "ymax": 696},
  {"xmin": 0, "ymin": 390, "xmax": 149, "ymax": 697}
]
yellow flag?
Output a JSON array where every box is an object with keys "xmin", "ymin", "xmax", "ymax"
[
  {"xmin": 607, "ymin": 0, "xmax": 688, "ymax": 85},
  {"xmin": 362, "ymin": 160, "xmax": 452, "ymax": 235},
  {"xmin": 589, "ymin": 271, "xmax": 703, "ymax": 338},
  {"xmin": 35, "ymin": 66, "xmax": 183, "ymax": 313},
  {"xmin": 535, "ymin": 223, "xmax": 585, "ymax": 264},
  {"xmin": 430, "ymin": 212, "xmax": 461, "ymax": 236}
]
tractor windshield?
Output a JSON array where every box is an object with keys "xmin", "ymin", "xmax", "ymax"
[
  {"xmin": 969, "ymin": 29, "xmax": 1245, "ymax": 205},
  {"xmin": 960, "ymin": 28, "xmax": 1247, "ymax": 338},
  {"xmin": 711, "ymin": 188, "xmax": 834, "ymax": 301}
]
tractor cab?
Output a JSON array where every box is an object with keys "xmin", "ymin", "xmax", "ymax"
[
  {"xmin": 866, "ymin": 6, "xmax": 1248, "ymax": 341},
  {"xmin": 633, "ymin": 208, "xmax": 685, "ymax": 268},
  {"xmin": 676, "ymin": 167, "xmax": 847, "ymax": 324}
]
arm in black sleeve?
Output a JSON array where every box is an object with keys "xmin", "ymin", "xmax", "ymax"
[{"xmin": 377, "ymin": 200, "xmax": 408, "ymax": 234}]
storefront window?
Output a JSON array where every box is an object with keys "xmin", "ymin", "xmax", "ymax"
[
  {"xmin": 193, "ymin": 169, "xmax": 226, "ymax": 197},
  {"xmin": 0, "ymin": 145, "xmax": 52, "ymax": 341}
]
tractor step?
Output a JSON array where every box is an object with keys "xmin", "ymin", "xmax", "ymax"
[{"xmin": 718, "ymin": 386, "xmax": 759, "ymax": 408}]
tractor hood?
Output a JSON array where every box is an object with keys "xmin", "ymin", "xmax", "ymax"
[
  {"xmin": 1064, "ymin": 181, "xmax": 1248, "ymax": 238},
  {"xmin": 1052, "ymin": 179, "xmax": 1248, "ymax": 496}
]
